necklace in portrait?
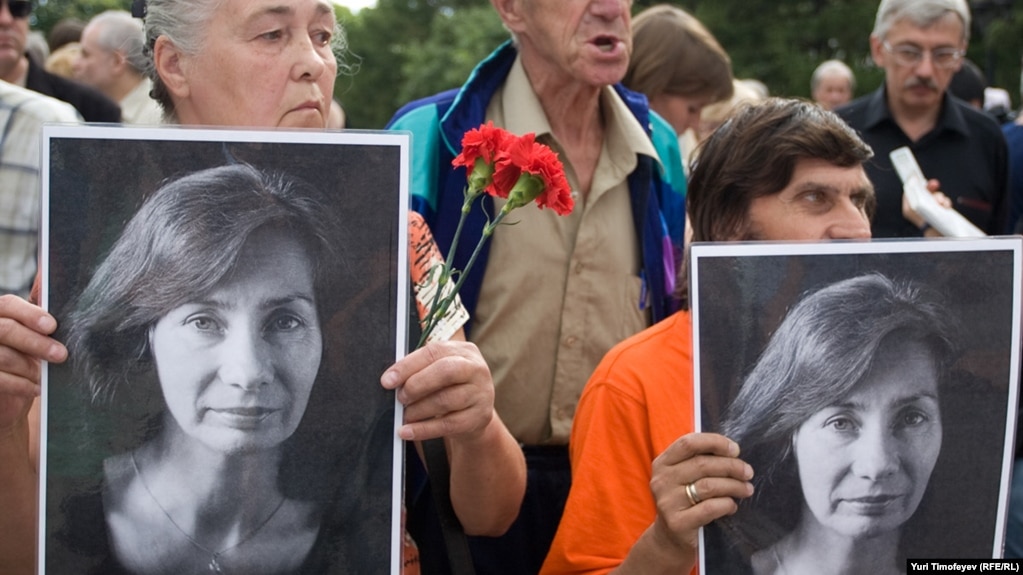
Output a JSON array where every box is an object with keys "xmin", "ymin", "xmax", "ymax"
[
  {"xmin": 772, "ymin": 545, "xmax": 791, "ymax": 575},
  {"xmin": 130, "ymin": 451, "xmax": 287, "ymax": 574}
]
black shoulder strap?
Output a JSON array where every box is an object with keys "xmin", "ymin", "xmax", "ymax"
[{"xmin": 422, "ymin": 438, "xmax": 477, "ymax": 575}]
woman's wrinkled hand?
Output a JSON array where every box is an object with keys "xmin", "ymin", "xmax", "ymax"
[{"xmin": 0, "ymin": 295, "xmax": 67, "ymax": 435}]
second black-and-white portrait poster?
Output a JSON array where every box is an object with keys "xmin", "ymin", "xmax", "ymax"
[
  {"xmin": 691, "ymin": 239, "xmax": 1021, "ymax": 574},
  {"xmin": 39, "ymin": 126, "xmax": 408, "ymax": 574}
]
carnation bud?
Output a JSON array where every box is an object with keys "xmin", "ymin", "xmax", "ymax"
[
  {"xmin": 504, "ymin": 173, "xmax": 546, "ymax": 211},
  {"xmin": 467, "ymin": 157, "xmax": 495, "ymax": 197}
]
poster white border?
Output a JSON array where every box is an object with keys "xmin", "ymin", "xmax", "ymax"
[
  {"xmin": 39, "ymin": 124, "xmax": 409, "ymax": 574},
  {"xmin": 691, "ymin": 237, "xmax": 1022, "ymax": 570}
]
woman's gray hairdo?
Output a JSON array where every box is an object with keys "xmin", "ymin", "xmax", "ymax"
[{"xmin": 140, "ymin": 0, "xmax": 349, "ymax": 118}]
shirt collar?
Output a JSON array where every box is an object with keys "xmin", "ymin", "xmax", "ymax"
[
  {"xmin": 862, "ymin": 83, "xmax": 971, "ymax": 138},
  {"xmin": 499, "ymin": 56, "xmax": 660, "ymax": 166}
]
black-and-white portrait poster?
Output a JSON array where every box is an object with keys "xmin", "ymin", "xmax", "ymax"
[
  {"xmin": 39, "ymin": 126, "xmax": 409, "ymax": 574},
  {"xmin": 691, "ymin": 239, "xmax": 1022, "ymax": 574}
]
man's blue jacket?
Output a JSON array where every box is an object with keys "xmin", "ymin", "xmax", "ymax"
[{"xmin": 387, "ymin": 41, "xmax": 687, "ymax": 327}]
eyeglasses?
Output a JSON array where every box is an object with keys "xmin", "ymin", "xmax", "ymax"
[
  {"xmin": 2, "ymin": 0, "xmax": 32, "ymax": 19},
  {"xmin": 883, "ymin": 41, "xmax": 964, "ymax": 70}
]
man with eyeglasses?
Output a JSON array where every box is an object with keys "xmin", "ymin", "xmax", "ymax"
[
  {"xmin": 836, "ymin": 0, "xmax": 1008, "ymax": 238},
  {"xmin": 0, "ymin": 0, "xmax": 120, "ymax": 122}
]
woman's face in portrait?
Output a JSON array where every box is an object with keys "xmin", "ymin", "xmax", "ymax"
[
  {"xmin": 149, "ymin": 226, "xmax": 323, "ymax": 454},
  {"xmin": 792, "ymin": 338, "xmax": 942, "ymax": 539},
  {"xmin": 170, "ymin": 0, "xmax": 338, "ymax": 128}
]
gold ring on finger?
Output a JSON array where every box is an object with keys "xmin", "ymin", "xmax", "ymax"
[{"xmin": 685, "ymin": 481, "xmax": 702, "ymax": 506}]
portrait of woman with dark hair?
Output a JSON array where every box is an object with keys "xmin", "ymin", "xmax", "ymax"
[
  {"xmin": 48, "ymin": 161, "xmax": 390, "ymax": 574},
  {"xmin": 688, "ymin": 240, "xmax": 1021, "ymax": 575},
  {"xmin": 716, "ymin": 272, "xmax": 956, "ymax": 575}
]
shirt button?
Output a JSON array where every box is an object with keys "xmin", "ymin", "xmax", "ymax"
[
  {"xmin": 564, "ymin": 336, "xmax": 577, "ymax": 347},
  {"xmin": 574, "ymin": 261, "xmax": 584, "ymax": 274}
]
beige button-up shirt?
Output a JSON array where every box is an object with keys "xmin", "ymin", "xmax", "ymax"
[
  {"xmin": 471, "ymin": 58, "xmax": 659, "ymax": 444},
  {"xmin": 119, "ymin": 78, "xmax": 164, "ymax": 125}
]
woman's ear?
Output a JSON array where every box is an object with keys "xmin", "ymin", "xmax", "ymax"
[{"xmin": 153, "ymin": 36, "xmax": 189, "ymax": 100}]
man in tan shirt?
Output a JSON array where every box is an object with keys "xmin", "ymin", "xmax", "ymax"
[{"xmin": 387, "ymin": 0, "xmax": 687, "ymax": 572}]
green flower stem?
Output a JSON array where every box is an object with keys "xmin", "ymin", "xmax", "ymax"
[
  {"xmin": 418, "ymin": 185, "xmax": 481, "ymax": 347},
  {"xmin": 417, "ymin": 201, "xmax": 514, "ymax": 348},
  {"xmin": 444, "ymin": 185, "xmax": 481, "ymax": 278},
  {"xmin": 438, "ymin": 205, "xmax": 512, "ymax": 311}
]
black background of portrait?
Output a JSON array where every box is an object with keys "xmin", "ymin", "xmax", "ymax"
[
  {"xmin": 693, "ymin": 242, "xmax": 1020, "ymax": 571},
  {"xmin": 42, "ymin": 128, "xmax": 405, "ymax": 574}
]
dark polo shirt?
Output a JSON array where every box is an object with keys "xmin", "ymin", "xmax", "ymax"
[
  {"xmin": 25, "ymin": 57, "xmax": 121, "ymax": 123},
  {"xmin": 836, "ymin": 84, "xmax": 1008, "ymax": 238}
]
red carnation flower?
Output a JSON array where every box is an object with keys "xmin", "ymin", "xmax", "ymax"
[
  {"xmin": 521, "ymin": 142, "xmax": 573, "ymax": 216},
  {"xmin": 452, "ymin": 121, "xmax": 508, "ymax": 170},
  {"xmin": 489, "ymin": 133, "xmax": 535, "ymax": 199},
  {"xmin": 490, "ymin": 133, "xmax": 573, "ymax": 216},
  {"xmin": 419, "ymin": 124, "xmax": 573, "ymax": 345}
]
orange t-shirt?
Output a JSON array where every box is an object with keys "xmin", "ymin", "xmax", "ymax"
[{"xmin": 540, "ymin": 311, "xmax": 696, "ymax": 575}]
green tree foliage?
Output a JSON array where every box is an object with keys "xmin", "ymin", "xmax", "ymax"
[
  {"xmin": 338, "ymin": 0, "xmax": 434, "ymax": 128},
  {"xmin": 340, "ymin": 0, "xmax": 505, "ymax": 128},
  {"xmin": 972, "ymin": 1, "xmax": 1022, "ymax": 106},
  {"xmin": 338, "ymin": 0, "xmax": 877, "ymax": 125},
  {"xmin": 31, "ymin": 0, "xmax": 126, "ymax": 35},
  {"xmin": 666, "ymin": 0, "xmax": 1019, "ymax": 108},
  {"xmin": 397, "ymin": 6, "xmax": 506, "ymax": 109},
  {"xmin": 678, "ymin": 0, "xmax": 883, "ymax": 100},
  {"xmin": 34, "ymin": 0, "xmax": 1023, "ymax": 125},
  {"xmin": 337, "ymin": 0, "xmax": 1022, "ymax": 128}
]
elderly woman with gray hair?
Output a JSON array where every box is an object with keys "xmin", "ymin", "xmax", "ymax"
[{"xmin": 0, "ymin": 0, "xmax": 525, "ymax": 573}]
